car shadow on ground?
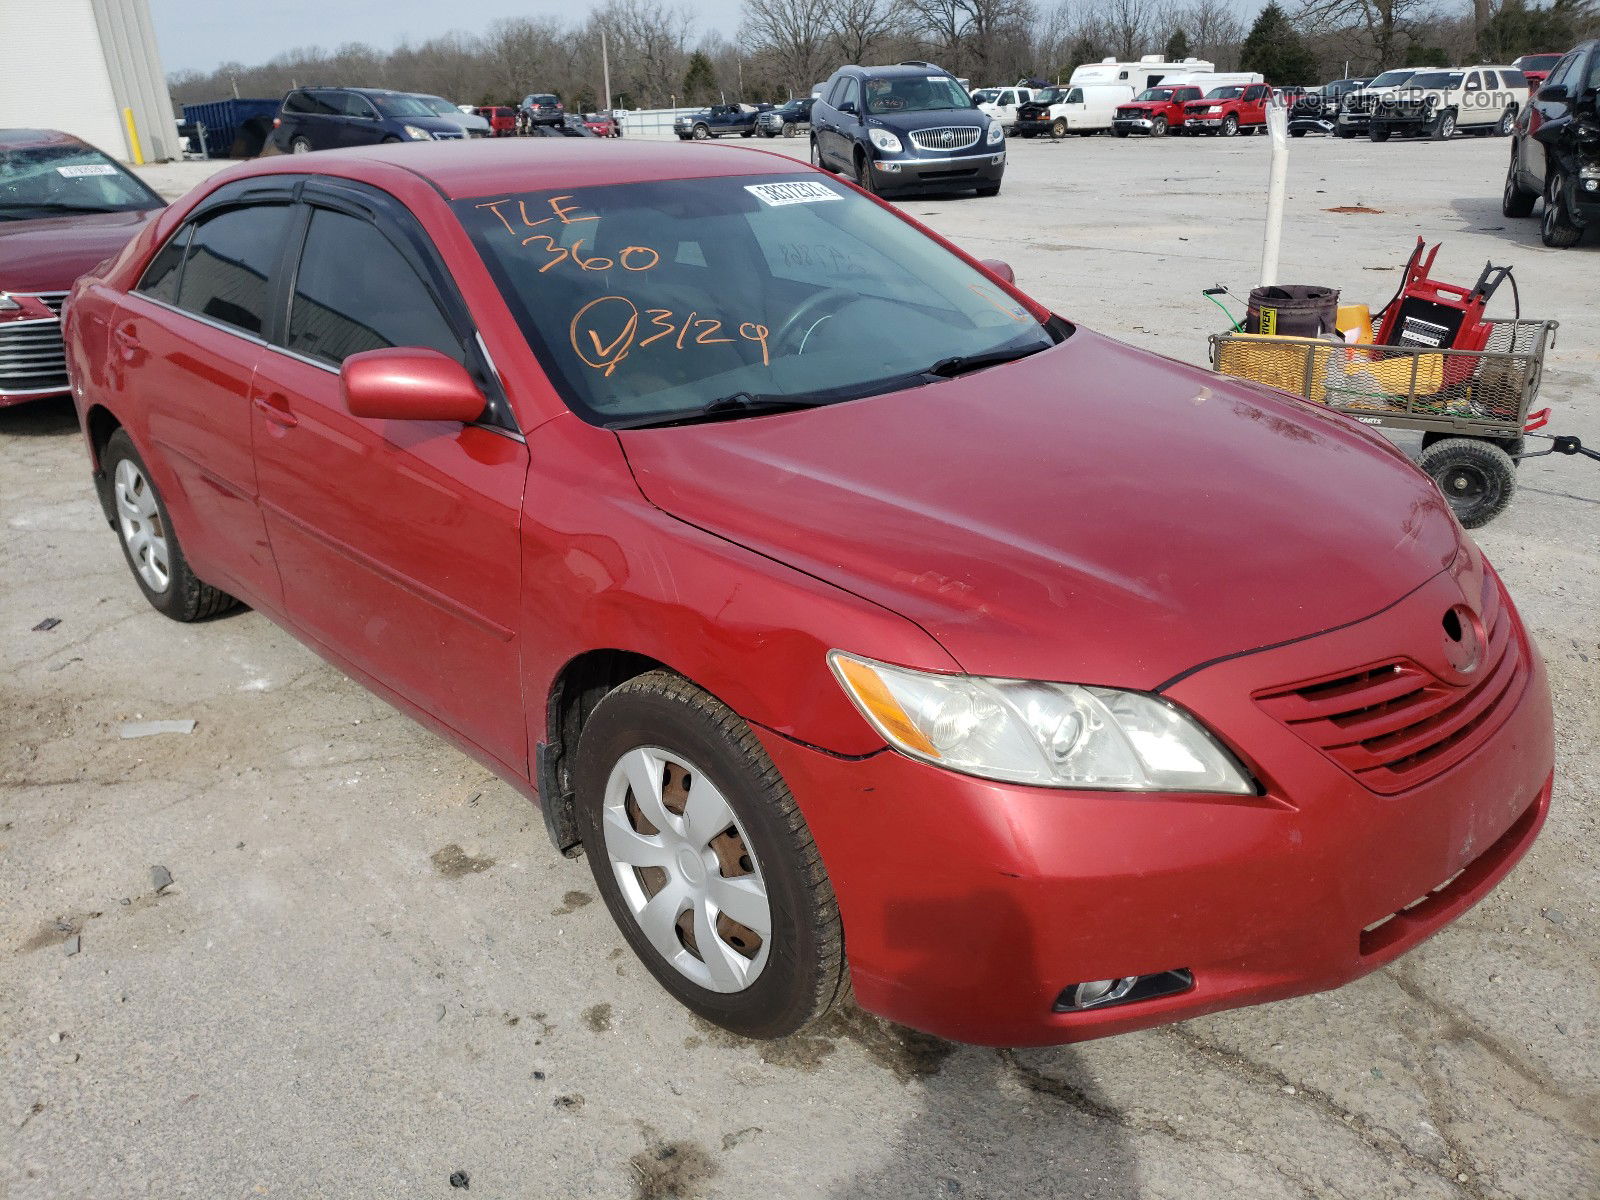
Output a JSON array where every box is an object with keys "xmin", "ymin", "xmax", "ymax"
[
  {"xmin": 1445, "ymin": 195, "xmax": 1596, "ymax": 251},
  {"xmin": 827, "ymin": 888, "xmax": 1141, "ymax": 1197},
  {"xmin": 0, "ymin": 396, "xmax": 78, "ymax": 437}
]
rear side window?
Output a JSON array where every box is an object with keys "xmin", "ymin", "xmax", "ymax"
[
  {"xmin": 285, "ymin": 208, "xmax": 461, "ymax": 367},
  {"xmin": 136, "ymin": 225, "xmax": 192, "ymax": 304},
  {"xmin": 1502, "ymin": 69, "xmax": 1527, "ymax": 88},
  {"xmin": 175, "ymin": 204, "xmax": 292, "ymax": 337},
  {"xmin": 282, "ymin": 91, "xmax": 311, "ymax": 114}
]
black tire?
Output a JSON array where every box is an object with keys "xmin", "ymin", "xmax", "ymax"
[
  {"xmin": 1432, "ymin": 110, "xmax": 1457, "ymax": 140},
  {"xmin": 1495, "ymin": 107, "xmax": 1516, "ymax": 136},
  {"xmin": 741, "ymin": 130, "xmax": 754, "ymax": 138},
  {"xmin": 1290, "ymin": 128, "xmax": 1306, "ymax": 137},
  {"xmin": 809, "ymin": 136, "xmax": 831, "ymax": 171},
  {"xmin": 854, "ymin": 150, "xmax": 877, "ymax": 195},
  {"xmin": 1503, "ymin": 149, "xmax": 1538, "ymax": 218},
  {"xmin": 573, "ymin": 672, "xmax": 845, "ymax": 1040},
  {"xmin": 1417, "ymin": 438, "xmax": 1517, "ymax": 529},
  {"xmin": 1114, "ymin": 128, "xmax": 1129, "ymax": 138},
  {"xmin": 783, "ymin": 122, "xmax": 796, "ymax": 137},
  {"xmin": 1152, "ymin": 115, "xmax": 1168, "ymax": 136},
  {"xmin": 289, "ymin": 136, "xmax": 313, "ymax": 154},
  {"xmin": 1541, "ymin": 170, "xmax": 1584, "ymax": 247},
  {"xmin": 692, "ymin": 123, "xmax": 710, "ymax": 140},
  {"xmin": 1051, "ymin": 118, "xmax": 1068, "ymax": 139},
  {"xmin": 1335, "ymin": 126, "xmax": 1354, "ymax": 139},
  {"xmin": 102, "ymin": 430, "xmax": 238, "ymax": 622},
  {"xmin": 1369, "ymin": 126, "xmax": 1391, "ymax": 142}
]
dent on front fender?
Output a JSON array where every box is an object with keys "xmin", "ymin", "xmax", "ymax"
[{"xmin": 516, "ymin": 413, "xmax": 957, "ymax": 757}]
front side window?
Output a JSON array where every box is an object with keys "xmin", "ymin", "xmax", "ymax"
[
  {"xmin": 1409, "ymin": 72, "xmax": 1463, "ymax": 90},
  {"xmin": 1136, "ymin": 88, "xmax": 1174, "ymax": 102},
  {"xmin": 174, "ymin": 204, "xmax": 291, "ymax": 336},
  {"xmin": 136, "ymin": 224, "xmax": 192, "ymax": 303},
  {"xmin": 454, "ymin": 175, "xmax": 1057, "ymax": 428},
  {"xmin": 371, "ymin": 94, "xmax": 436, "ymax": 119},
  {"xmin": 1206, "ymin": 87, "xmax": 1243, "ymax": 100},
  {"xmin": 0, "ymin": 140, "xmax": 163, "ymax": 221},
  {"xmin": 286, "ymin": 207, "xmax": 461, "ymax": 367}
]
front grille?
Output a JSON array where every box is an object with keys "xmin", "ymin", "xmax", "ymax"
[
  {"xmin": 1116, "ymin": 108, "xmax": 1142, "ymax": 119},
  {"xmin": 909, "ymin": 126, "xmax": 980, "ymax": 152},
  {"xmin": 0, "ymin": 293, "xmax": 70, "ymax": 395},
  {"xmin": 1254, "ymin": 574, "xmax": 1525, "ymax": 794}
]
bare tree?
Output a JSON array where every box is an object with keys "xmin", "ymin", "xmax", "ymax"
[
  {"xmin": 1295, "ymin": 0, "xmax": 1428, "ymax": 66},
  {"xmin": 1173, "ymin": 0, "xmax": 1247, "ymax": 67},
  {"xmin": 827, "ymin": 0, "xmax": 900, "ymax": 64},
  {"xmin": 1091, "ymin": 0, "xmax": 1162, "ymax": 60},
  {"xmin": 596, "ymin": 0, "xmax": 695, "ymax": 106},
  {"xmin": 898, "ymin": 0, "xmax": 1038, "ymax": 80},
  {"xmin": 742, "ymin": 0, "xmax": 835, "ymax": 95},
  {"xmin": 482, "ymin": 17, "xmax": 564, "ymax": 102}
]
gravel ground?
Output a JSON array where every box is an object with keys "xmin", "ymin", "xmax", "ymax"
[{"xmin": 3, "ymin": 132, "xmax": 1596, "ymax": 1200}]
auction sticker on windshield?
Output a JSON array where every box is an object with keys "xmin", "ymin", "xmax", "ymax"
[
  {"xmin": 745, "ymin": 181, "xmax": 841, "ymax": 207},
  {"xmin": 57, "ymin": 164, "xmax": 118, "ymax": 177}
]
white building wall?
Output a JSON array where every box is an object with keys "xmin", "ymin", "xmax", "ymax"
[{"xmin": 0, "ymin": 0, "xmax": 175, "ymax": 162}]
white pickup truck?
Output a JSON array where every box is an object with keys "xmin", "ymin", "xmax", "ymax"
[
  {"xmin": 973, "ymin": 86, "xmax": 1035, "ymax": 131},
  {"xmin": 1012, "ymin": 84, "xmax": 1136, "ymax": 137},
  {"xmin": 1367, "ymin": 66, "xmax": 1531, "ymax": 140}
]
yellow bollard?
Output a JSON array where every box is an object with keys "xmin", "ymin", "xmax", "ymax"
[{"xmin": 122, "ymin": 107, "xmax": 145, "ymax": 165}]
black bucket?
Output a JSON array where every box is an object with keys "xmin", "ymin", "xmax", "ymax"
[{"xmin": 1246, "ymin": 284, "xmax": 1339, "ymax": 337}]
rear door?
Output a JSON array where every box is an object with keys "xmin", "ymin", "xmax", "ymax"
[
  {"xmin": 247, "ymin": 183, "xmax": 529, "ymax": 772},
  {"xmin": 110, "ymin": 188, "xmax": 293, "ymax": 604},
  {"xmin": 335, "ymin": 92, "xmax": 383, "ymax": 147}
]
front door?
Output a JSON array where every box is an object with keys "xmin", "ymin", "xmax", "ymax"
[{"xmin": 249, "ymin": 198, "xmax": 530, "ymax": 773}]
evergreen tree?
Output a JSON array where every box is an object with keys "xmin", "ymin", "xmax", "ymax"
[
  {"xmin": 1165, "ymin": 28, "xmax": 1191, "ymax": 61},
  {"xmin": 683, "ymin": 51, "xmax": 718, "ymax": 106},
  {"xmin": 1479, "ymin": 0, "xmax": 1591, "ymax": 62},
  {"xmin": 1238, "ymin": 3, "xmax": 1317, "ymax": 84}
]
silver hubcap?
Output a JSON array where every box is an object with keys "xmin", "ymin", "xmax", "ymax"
[
  {"xmin": 114, "ymin": 458, "xmax": 170, "ymax": 592},
  {"xmin": 603, "ymin": 746, "xmax": 771, "ymax": 993}
]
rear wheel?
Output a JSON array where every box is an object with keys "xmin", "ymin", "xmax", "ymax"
[
  {"xmin": 1369, "ymin": 126, "xmax": 1391, "ymax": 142},
  {"xmin": 1495, "ymin": 107, "xmax": 1516, "ymax": 136},
  {"xmin": 1503, "ymin": 149, "xmax": 1538, "ymax": 217},
  {"xmin": 574, "ymin": 673, "xmax": 845, "ymax": 1039},
  {"xmin": 1417, "ymin": 438, "xmax": 1516, "ymax": 529},
  {"xmin": 1541, "ymin": 170, "xmax": 1584, "ymax": 247},
  {"xmin": 783, "ymin": 122, "xmax": 796, "ymax": 137},
  {"xmin": 104, "ymin": 430, "xmax": 238, "ymax": 622}
]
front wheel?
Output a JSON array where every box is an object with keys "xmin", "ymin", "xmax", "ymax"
[
  {"xmin": 104, "ymin": 430, "xmax": 238, "ymax": 622},
  {"xmin": 1152, "ymin": 115, "xmax": 1168, "ymax": 136},
  {"xmin": 1433, "ymin": 111, "xmax": 1457, "ymax": 140},
  {"xmin": 1221, "ymin": 114, "xmax": 1239, "ymax": 137},
  {"xmin": 1541, "ymin": 170, "xmax": 1584, "ymax": 247},
  {"xmin": 1417, "ymin": 438, "xmax": 1516, "ymax": 528},
  {"xmin": 1051, "ymin": 118, "xmax": 1068, "ymax": 139},
  {"xmin": 692, "ymin": 124, "xmax": 710, "ymax": 140},
  {"xmin": 854, "ymin": 151, "xmax": 877, "ymax": 194},
  {"xmin": 809, "ymin": 136, "xmax": 830, "ymax": 171},
  {"xmin": 1369, "ymin": 126, "xmax": 1391, "ymax": 142},
  {"xmin": 574, "ymin": 672, "xmax": 846, "ymax": 1039},
  {"xmin": 1291, "ymin": 128, "xmax": 1307, "ymax": 137},
  {"xmin": 782, "ymin": 122, "xmax": 796, "ymax": 138}
]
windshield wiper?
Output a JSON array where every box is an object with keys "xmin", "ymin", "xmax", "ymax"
[
  {"xmin": 1, "ymin": 202, "xmax": 128, "ymax": 219},
  {"xmin": 923, "ymin": 343, "xmax": 1049, "ymax": 379},
  {"xmin": 608, "ymin": 392, "xmax": 831, "ymax": 430}
]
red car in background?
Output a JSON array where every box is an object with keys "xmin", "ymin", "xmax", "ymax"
[
  {"xmin": 1182, "ymin": 82, "xmax": 1274, "ymax": 136},
  {"xmin": 1, "ymin": 129, "xmax": 163, "ymax": 406},
  {"xmin": 1512, "ymin": 51, "xmax": 1567, "ymax": 87},
  {"xmin": 62, "ymin": 140, "xmax": 1552, "ymax": 1047},
  {"xmin": 1112, "ymin": 85, "xmax": 1205, "ymax": 136},
  {"xmin": 583, "ymin": 112, "xmax": 622, "ymax": 137},
  {"xmin": 474, "ymin": 106, "xmax": 518, "ymax": 137}
]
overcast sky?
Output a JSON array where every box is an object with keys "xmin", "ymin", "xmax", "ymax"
[{"xmin": 151, "ymin": 0, "xmax": 748, "ymax": 73}]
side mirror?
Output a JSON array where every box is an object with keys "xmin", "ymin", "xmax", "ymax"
[
  {"xmin": 980, "ymin": 258, "xmax": 1016, "ymax": 284},
  {"xmin": 839, "ymin": 100, "xmax": 857, "ymax": 115},
  {"xmin": 1537, "ymin": 83, "xmax": 1568, "ymax": 102},
  {"xmin": 341, "ymin": 348, "xmax": 485, "ymax": 423}
]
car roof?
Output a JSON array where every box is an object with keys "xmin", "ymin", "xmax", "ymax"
[
  {"xmin": 835, "ymin": 63, "xmax": 958, "ymax": 81},
  {"xmin": 0, "ymin": 128, "xmax": 90, "ymax": 151},
  {"xmin": 230, "ymin": 138, "xmax": 811, "ymax": 200}
]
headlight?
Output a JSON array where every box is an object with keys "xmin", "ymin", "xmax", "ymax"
[
  {"xmin": 986, "ymin": 122, "xmax": 1004, "ymax": 144},
  {"xmin": 829, "ymin": 653, "xmax": 1255, "ymax": 793},
  {"xmin": 403, "ymin": 125, "xmax": 434, "ymax": 140},
  {"xmin": 869, "ymin": 127, "xmax": 902, "ymax": 152}
]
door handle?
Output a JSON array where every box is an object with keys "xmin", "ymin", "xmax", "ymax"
[
  {"xmin": 253, "ymin": 391, "xmax": 298, "ymax": 429},
  {"xmin": 113, "ymin": 323, "xmax": 143, "ymax": 362}
]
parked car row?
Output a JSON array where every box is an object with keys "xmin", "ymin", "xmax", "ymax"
[{"xmin": 1503, "ymin": 38, "xmax": 1600, "ymax": 247}]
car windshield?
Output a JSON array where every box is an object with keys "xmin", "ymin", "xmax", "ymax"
[
  {"xmin": 1515, "ymin": 54, "xmax": 1562, "ymax": 71},
  {"xmin": 1030, "ymin": 88, "xmax": 1064, "ymax": 103},
  {"xmin": 419, "ymin": 97, "xmax": 458, "ymax": 115},
  {"xmin": 0, "ymin": 141, "xmax": 162, "ymax": 220},
  {"xmin": 1409, "ymin": 72, "xmax": 1463, "ymax": 89},
  {"xmin": 454, "ymin": 174, "xmax": 1058, "ymax": 428},
  {"xmin": 1205, "ymin": 87, "xmax": 1243, "ymax": 100},
  {"xmin": 1135, "ymin": 88, "xmax": 1175, "ymax": 101},
  {"xmin": 863, "ymin": 75, "xmax": 972, "ymax": 114},
  {"xmin": 1368, "ymin": 70, "xmax": 1416, "ymax": 87},
  {"xmin": 372, "ymin": 94, "xmax": 435, "ymax": 117},
  {"xmin": 529, "ymin": 95, "xmax": 558, "ymax": 106},
  {"xmin": 972, "ymin": 89, "xmax": 999, "ymax": 102}
]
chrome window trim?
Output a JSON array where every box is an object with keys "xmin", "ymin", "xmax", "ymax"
[{"xmin": 128, "ymin": 292, "xmax": 271, "ymax": 349}]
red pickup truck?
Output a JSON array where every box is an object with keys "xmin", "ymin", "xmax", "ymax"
[
  {"xmin": 1181, "ymin": 82, "xmax": 1273, "ymax": 136},
  {"xmin": 1112, "ymin": 86, "xmax": 1205, "ymax": 137}
]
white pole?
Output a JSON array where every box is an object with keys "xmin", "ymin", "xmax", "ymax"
[
  {"xmin": 601, "ymin": 27, "xmax": 612, "ymax": 113},
  {"xmin": 1261, "ymin": 97, "xmax": 1289, "ymax": 287}
]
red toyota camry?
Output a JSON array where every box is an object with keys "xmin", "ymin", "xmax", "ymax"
[{"xmin": 63, "ymin": 140, "xmax": 1552, "ymax": 1046}]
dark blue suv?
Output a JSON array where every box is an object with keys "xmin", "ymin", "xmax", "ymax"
[{"xmin": 267, "ymin": 87, "xmax": 470, "ymax": 154}]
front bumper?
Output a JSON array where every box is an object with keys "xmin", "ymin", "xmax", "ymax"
[
  {"xmin": 759, "ymin": 572, "xmax": 1554, "ymax": 1046},
  {"xmin": 1290, "ymin": 116, "xmax": 1336, "ymax": 134},
  {"xmin": 870, "ymin": 151, "xmax": 1005, "ymax": 192},
  {"xmin": 1114, "ymin": 117, "xmax": 1158, "ymax": 133},
  {"xmin": 1184, "ymin": 116, "xmax": 1225, "ymax": 128}
]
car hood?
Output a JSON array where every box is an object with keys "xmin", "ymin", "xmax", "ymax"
[
  {"xmin": 865, "ymin": 108, "xmax": 987, "ymax": 132},
  {"xmin": 0, "ymin": 208, "xmax": 157, "ymax": 293},
  {"xmin": 618, "ymin": 330, "xmax": 1465, "ymax": 689}
]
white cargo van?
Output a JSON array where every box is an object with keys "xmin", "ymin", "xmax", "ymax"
[{"xmin": 1013, "ymin": 83, "xmax": 1137, "ymax": 137}]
